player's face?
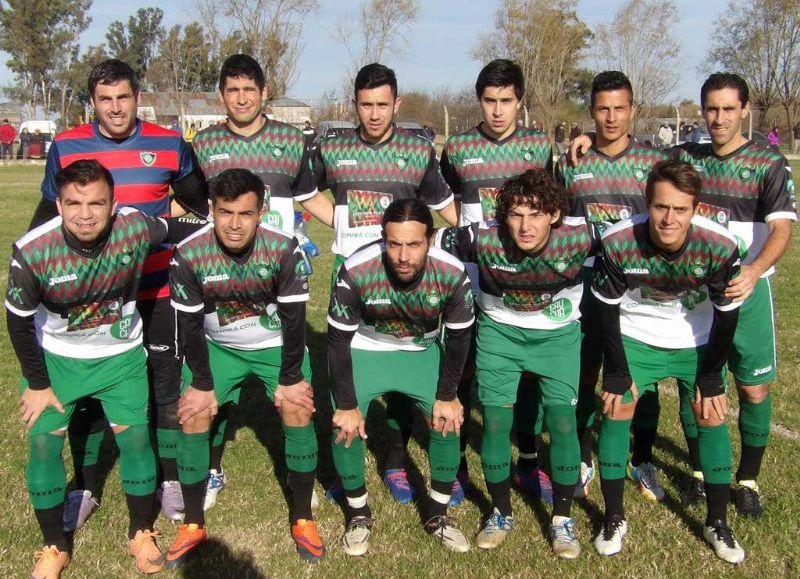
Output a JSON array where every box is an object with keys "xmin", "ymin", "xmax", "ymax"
[
  {"xmin": 479, "ymin": 85, "xmax": 520, "ymax": 140},
  {"xmin": 56, "ymin": 179, "xmax": 117, "ymax": 246},
  {"xmin": 91, "ymin": 80, "xmax": 139, "ymax": 139},
  {"xmin": 591, "ymin": 89, "xmax": 635, "ymax": 147},
  {"xmin": 355, "ymin": 85, "xmax": 399, "ymax": 144},
  {"xmin": 221, "ymin": 75, "xmax": 267, "ymax": 129},
  {"xmin": 383, "ymin": 220, "xmax": 431, "ymax": 283},
  {"xmin": 212, "ymin": 191, "xmax": 264, "ymax": 253},
  {"xmin": 504, "ymin": 202, "xmax": 559, "ymax": 254},
  {"xmin": 647, "ymin": 180, "xmax": 698, "ymax": 252},
  {"xmin": 702, "ymin": 88, "xmax": 749, "ymax": 151}
]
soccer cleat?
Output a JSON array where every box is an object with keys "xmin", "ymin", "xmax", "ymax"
[
  {"xmin": 128, "ymin": 529, "xmax": 165, "ymax": 574},
  {"xmin": 573, "ymin": 461, "xmax": 595, "ymax": 499},
  {"xmin": 476, "ymin": 507, "xmax": 515, "ymax": 550},
  {"xmin": 30, "ymin": 545, "xmax": 70, "ymax": 579},
  {"xmin": 325, "ymin": 477, "xmax": 345, "ymax": 502},
  {"xmin": 734, "ymin": 481, "xmax": 763, "ymax": 518},
  {"xmin": 424, "ymin": 515, "xmax": 470, "ymax": 552},
  {"xmin": 62, "ymin": 489, "xmax": 99, "ymax": 532},
  {"xmin": 165, "ymin": 523, "xmax": 207, "ymax": 569},
  {"xmin": 681, "ymin": 475, "xmax": 706, "ymax": 507},
  {"xmin": 627, "ymin": 461, "xmax": 666, "ymax": 502},
  {"xmin": 203, "ymin": 469, "xmax": 227, "ymax": 511},
  {"xmin": 549, "ymin": 517, "xmax": 581, "ymax": 559},
  {"xmin": 291, "ymin": 519, "xmax": 325, "ymax": 562},
  {"xmin": 703, "ymin": 520, "xmax": 745, "ymax": 564},
  {"xmin": 593, "ymin": 515, "xmax": 628, "ymax": 556},
  {"xmin": 450, "ymin": 470, "xmax": 468, "ymax": 508},
  {"xmin": 159, "ymin": 480, "xmax": 185, "ymax": 521},
  {"xmin": 342, "ymin": 516, "xmax": 374, "ymax": 557},
  {"xmin": 383, "ymin": 469, "xmax": 415, "ymax": 504},
  {"xmin": 512, "ymin": 466, "xmax": 553, "ymax": 505}
]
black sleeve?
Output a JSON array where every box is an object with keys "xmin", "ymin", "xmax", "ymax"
[
  {"xmin": 437, "ymin": 325, "xmax": 472, "ymax": 401},
  {"xmin": 597, "ymin": 300, "xmax": 633, "ymax": 395},
  {"xmin": 29, "ymin": 199, "xmax": 58, "ymax": 230},
  {"xmin": 439, "ymin": 147, "xmax": 460, "ymax": 195},
  {"xmin": 171, "ymin": 168, "xmax": 210, "ymax": 218},
  {"xmin": 277, "ymin": 301, "xmax": 306, "ymax": 384},
  {"xmin": 164, "ymin": 217, "xmax": 208, "ymax": 245},
  {"xmin": 310, "ymin": 145, "xmax": 328, "ymax": 192},
  {"xmin": 436, "ymin": 224, "xmax": 479, "ymax": 263},
  {"xmin": 7, "ymin": 311, "xmax": 50, "ymax": 390},
  {"xmin": 178, "ymin": 309, "xmax": 214, "ymax": 391},
  {"xmin": 327, "ymin": 325, "xmax": 358, "ymax": 410},
  {"xmin": 696, "ymin": 307, "xmax": 740, "ymax": 397}
]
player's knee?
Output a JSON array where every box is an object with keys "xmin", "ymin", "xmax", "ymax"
[
  {"xmin": 695, "ymin": 413, "xmax": 725, "ymax": 428},
  {"xmin": 181, "ymin": 411, "xmax": 213, "ymax": 434},
  {"xmin": 279, "ymin": 402, "xmax": 312, "ymax": 427},
  {"xmin": 737, "ymin": 384, "xmax": 769, "ymax": 404},
  {"xmin": 610, "ymin": 401, "xmax": 637, "ymax": 421}
]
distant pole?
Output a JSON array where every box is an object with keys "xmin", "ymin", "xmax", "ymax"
[
  {"xmin": 673, "ymin": 103, "xmax": 680, "ymax": 146},
  {"xmin": 444, "ymin": 105, "xmax": 449, "ymax": 140}
]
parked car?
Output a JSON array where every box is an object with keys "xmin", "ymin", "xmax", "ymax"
[
  {"xmin": 395, "ymin": 121, "xmax": 431, "ymax": 141},
  {"xmin": 688, "ymin": 126, "xmax": 712, "ymax": 144},
  {"xmin": 314, "ymin": 120, "xmax": 356, "ymax": 145}
]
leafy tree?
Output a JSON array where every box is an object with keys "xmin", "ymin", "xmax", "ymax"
[{"xmin": 105, "ymin": 7, "xmax": 164, "ymax": 88}]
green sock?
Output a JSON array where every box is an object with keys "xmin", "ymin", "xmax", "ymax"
[
  {"xmin": 481, "ymin": 405, "xmax": 514, "ymax": 484},
  {"xmin": 178, "ymin": 431, "xmax": 210, "ymax": 486},
  {"xmin": 545, "ymin": 405, "xmax": 580, "ymax": 486},
  {"xmin": 598, "ymin": 416, "xmax": 631, "ymax": 480},
  {"xmin": 428, "ymin": 429, "xmax": 460, "ymax": 484},
  {"xmin": 332, "ymin": 434, "xmax": 366, "ymax": 491},
  {"xmin": 697, "ymin": 423, "xmax": 733, "ymax": 485},
  {"xmin": 116, "ymin": 425, "xmax": 157, "ymax": 495},
  {"xmin": 283, "ymin": 423, "xmax": 318, "ymax": 473},
  {"xmin": 27, "ymin": 433, "xmax": 67, "ymax": 510},
  {"xmin": 739, "ymin": 393, "xmax": 771, "ymax": 448}
]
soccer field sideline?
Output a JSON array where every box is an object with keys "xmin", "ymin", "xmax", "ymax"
[{"xmin": 0, "ymin": 164, "xmax": 797, "ymax": 578}]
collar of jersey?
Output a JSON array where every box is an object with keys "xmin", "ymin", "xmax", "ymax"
[
  {"xmin": 591, "ymin": 137, "xmax": 634, "ymax": 162},
  {"xmin": 93, "ymin": 119, "xmax": 141, "ymax": 143},
  {"xmin": 476, "ymin": 122, "xmax": 519, "ymax": 146},
  {"xmin": 224, "ymin": 115, "xmax": 270, "ymax": 142}
]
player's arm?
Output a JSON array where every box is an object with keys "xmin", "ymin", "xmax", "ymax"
[
  {"xmin": 170, "ymin": 142, "xmax": 210, "ymax": 218},
  {"xmin": 439, "ymin": 146, "xmax": 462, "ymax": 218},
  {"xmin": 567, "ymin": 133, "xmax": 594, "ymax": 164},
  {"xmin": 295, "ymin": 140, "xmax": 334, "ymax": 227},
  {"xmin": 419, "ymin": 148, "xmax": 458, "ymax": 226},
  {"xmin": 29, "ymin": 142, "xmax": 63, "ymax": 229},
  {"xmin": 141, "ymin": 213, "xmax": 208, "ymax": 248},
  {"xmin": 434, "ymin": 222, "xmax": 479, "ymax": 263}
]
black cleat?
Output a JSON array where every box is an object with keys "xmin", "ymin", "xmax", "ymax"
[
  {"xmin": 734, "ymin": 482, "xmax": 763, "ymax": 518},
  {"xmin": 681, "ymin": 476, "xmax": 706, "ymax": 507}
]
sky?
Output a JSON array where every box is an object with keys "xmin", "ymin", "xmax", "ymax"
[{"xmin": 0, "ymin": 0, "xmax": 725, "ymax": 105}]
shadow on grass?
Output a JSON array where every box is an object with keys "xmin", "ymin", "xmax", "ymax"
[{"xmin": 179, "ymin": 537, "xmax": 267, "ymax": 578}]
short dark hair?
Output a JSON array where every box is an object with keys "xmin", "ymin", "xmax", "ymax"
[
  {"xmin": 495, "ymin": 169, "xmax": 567, "ymax": 227},
  {"xmin": 219, "ymin": 54, "xmax": 266, "ymax": 92},
  {"xmin": 590, "ymin": 71, "xmax": 633, "ymax": 108},
  {"xmin": 354, "ymin": 63, "xmax": 398, "ymax": 99},
  {"xmin": 381, "ymin": 198, "xmax": 434, "ymax": 237},
  {"xmin": 645, "ymin": 160, "xmax": 702, "ymax": 206},
  {"xmin": 88, "ymin": 59, "xmax": 139, "ymax": 97},
  {"xmin": 209, "ymin": 168, "xmax": 266, "ymax": 208},
  {"xmin": 701, "ymin": 72, "xmax": 749, "ymax": 108},
  {"xmin": 55, "ymin": 159, "xmax": 114, "ymax": 199},
  {"xmin": 475, "ymin": 59, "xmax": 525, "ymax": 100}
]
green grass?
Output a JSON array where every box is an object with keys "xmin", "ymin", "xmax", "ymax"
[{"xmin": 0, "ymin": 163, "xmax": 798, "ymax": 578}]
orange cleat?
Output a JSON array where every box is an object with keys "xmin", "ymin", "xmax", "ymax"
[{"xmin": 291, "ymin": 519, "xmax": 326, "ymax": 562}]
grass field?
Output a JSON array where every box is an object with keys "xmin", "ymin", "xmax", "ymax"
[{"xmin": 0, "ymin": 163, "xmax": 797, "ymax": 578}]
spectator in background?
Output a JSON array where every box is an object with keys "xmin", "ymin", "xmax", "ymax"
[
  {"xmin": 302, "ymin": 120, "xmax": 316, "ymax": 147},
  {"xmin": 569, "ymin": 122, "xmax": 581, "ymax": 143},
  {"xmin": 768, "ymin": 126, "xmax": 779, "ymax": 148},
  {"xmin": 184, "ymin": 123, "xmax": 197, "ymax": 143},
  {"xmin": 792, "ymin": 122, "xmax": 800, "ymax": 155},
  {"xmin": 555, "ymin": 122, "xmax": 567, "ymax": 155},
  {"xmin": 531, "ymin": 119, "xmax": 540, "ymax": 131},
  {"xmin": 424, "ymin": 124, "xmax": 435, "ymax": 142},
  {"xmin": 0, "ymin": 119, "xmax": 16, "ymax": 159},
  {"xmin": 19, "ymin": 127, "xmax": 32, "ymax": 159}
]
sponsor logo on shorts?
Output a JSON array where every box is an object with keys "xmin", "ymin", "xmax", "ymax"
[
  {"xmin": 49, "ymin": 273, "xmax": 78, "ymax": 286},
  {"xmin": 752, "ymin": 365, "xmax": 773, "ymax": 377}
]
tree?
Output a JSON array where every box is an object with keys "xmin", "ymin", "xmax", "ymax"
[
  {"xmin": 105, "ymin": 7, "xmax": 165, "ymax": 89},
  {"xmin": 0, "ymin": 0, "xmax": 91, "ymax": 118},
  {"xmin": 595, "ymin": 0, "xmax": 681, "ymax": 123},
  {"xmin": 473, "ymin": 0, "xmax": 592, "ymax": 136}
]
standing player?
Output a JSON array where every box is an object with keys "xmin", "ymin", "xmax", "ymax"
[
  {"xmin": 166, "ymin": 169, "xmax": 323, "ymax": 565},
  {"xmin": 31, "ymin": 59, "xmax": 209, "ymax": 528},
  {"xmin": 190, "ymin": 54, "xmax": 333, "ymax": 510},
  {"xmin": 440, "ymin": 59, "xmax": 554, "ymax": 500},
  {"xmin": 438, "ymin": 169, "xmax": 596, "ymax": 559},
  {"xmin": 313, "ymin": 63, "xmax": 458, "ymax": 503},
  {"xmin": 558, "ymin": 71, "xmax": 668, "ymax": 501},
  {"xmin": 591, "ymin": 160, "xmax": 745, "ymax": 563},
  {"xmin": 328, "ymin": 199, "xmax": 474, "ymax": 555},
  {"xmin": 7, "ymin": 160, "xmax": 201, "ymax": 578}
]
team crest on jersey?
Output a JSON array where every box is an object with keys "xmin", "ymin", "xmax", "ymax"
[
  {"xmin": 633, "ymin": 167, "xmax": 646, "ymax": 182},
  {"xmin": 739, "ymin": 168, "xmax": 753, "ymax": 180},
  {"xmin": 554, "ymin": 261, "xmax": 568, "ymax": 273},
  {"xmin": 523, "ymin": 150, "xmax": 535, "ymax": 162},
  {"xmin": 426, "ymin": 292, "xmax": 441, "ymax": 307},
  {"xmin": 271, "ymin": 145, "xmax": 284, "ymax": 158},
  {"xmin": 121, "ymin": 254, "xmax": 131, "ymax": 265},
  {"xmin": 257, "ymin": 266, "xmax": 271, "ymax": 278},
  {"xmin": 140, "ymin": 152, "xmax": 157, "ymax": 167},
  {"xmin": 692, "ymin": 264, "xmax": 708, "ymax": 277},
  {"xmin": 395, "ymin": 154, "xmax": 408, "ymax": 169}
]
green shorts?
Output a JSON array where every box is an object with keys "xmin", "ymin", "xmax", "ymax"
[
  {"xmin": 620, "ymin": 335, "xmax": 726, "ymax": 403},
  {"xmin": 181, "ymin": 341, "xmax": 312, "ymax": 405},
  {"xmin": 334, "ymin": 345, "xmax": 443, "ymax": 418},
  {"xmin": 729, "ymin": 276, "xmax": 777, "ymax": 385},
  {"xmin": 476, "ymin": 313, "xmax": 580, "ymax": 408},
  {"xmin": 22, "ymin": 346, "xmax": 150, "ymax": 435}
]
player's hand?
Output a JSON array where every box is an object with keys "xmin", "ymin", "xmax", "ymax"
[
  {"xmin": 332, "ymin": 408, "xmax": 366, "ymax": 448},
  {"xmin": 178, "ymin": 386, "xmax": 218, "ymax": 425},
  {"xmin": 695, "ymin": 389, "xmax": 728, "ymax": 422},
  {"xmin": 601, "ymin": 383, "xmax": 638, "ymax": 418},
  {"xmin": 432, "ymin": 399, "xmax": 464, "ymax": 437},
  {"xmin": 568, "ymin": 134, "xmax": 593, "ymax": 164},
  {"xmin": 19, "ymin": 387, "xmax": 64, "ymax": 429},
  {"xmin": 275, "ymin": 379, "xmax": 315, "ymax": 413},
  {"xmin": 724, "ymin": 264, "xmax": 758, "ymax": 302}
]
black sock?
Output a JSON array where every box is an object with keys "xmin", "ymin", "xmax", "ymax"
[
  {"xmin": 517, "ymin": 434, "xmax": 541, "ymax": 470},
  {"xmin": 384, "ymin": 427, "xmax": 411, "ymax": 471},
  {"xmin": 736, "ymin": 444, "xmax": 766, "ymax": 482},
  {"xmin": 160, "ymin": 457, "xmax": 179, "ymax": 482},
  {"xmin": 209, "ymin": 445, "xmax": 224, "ymax": 473},
  {"xmin": 705, "ymin": 482, "xmax": 729, "ymax": 525},
  {"xmin": 182, "ymin": 480, "xmax": 206, "ymax": 526},
  {"xmin": 126, "ymin": 493, "xmax": 157, "ymax": 539},
  {"xmin": 427, "ymin": 480, "xmax": 451, "ymax": 519},
  {"xmin": 345, "ymin": 485, "xmax": 371, "ymax": 519},
  {"xmin": 35, "ymin": 505, "xmax": 68, "ymax": 551},
  {"xmin": 631, "ymin": 427, "xmax": 656, "ymax": 466},
  {"xmin": 600, "ymin": 478, "xmax": 625, "ymax": 519},
  {"xmin": 686, "ymin": 436, "xmax": 702, "ymax": 472},
  {"xmin": 552, "ymin": 483, "xmax": 574, "ymax": 518},
  {"xmin": 77, "ymin": 464, "xmax": 99, "ymax": 496},
  {"xmin": 486, "ymin": 479, "xmax": 513, "ymax": 517},
  {"xmin": 289, "ymin": 470, "xmax": 315, "ymax": 521},
  {"xmin": 577, "ymin": 428, "xmax": 593, "ymax": 464}
]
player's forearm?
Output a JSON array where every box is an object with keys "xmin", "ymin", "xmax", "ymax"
[
  {"xmin": 597, "ymin": 301, "xmax": 633, "ymax": 394},
  {"xmin": 437, "ymin": 201, "xmax": 458, "ymax": 226},
  {"xmin": 697, "ymin": 307, "xmax": 740, "ymax": 397},
  {"xmin": 171, "ymin": 169, "xmax": 210, "ymax": 218},
  {"xmin": 437, "ymin": 325, "xmax": 473, "ymax": 401},
  {"xmin": 748, "ymin": 219, "xmax": 793, "ymax": 276},
  {"xmin": 327, "ymin": 326, "xmax": 358, "ymax": 410},
  {"xmin": 278, "ymin": 301, "xmax": 306, "ymax": 384},
  {"xmin": 300, "ymin": 193, "xmax": 334, "ymax": 228},
  {"xmin": 7, "ymin": 311, "xmax": 49, "ymax": 389},
  {"xmin": 177, "ymin": 310, "xmax": 214, "ymax": 391}
]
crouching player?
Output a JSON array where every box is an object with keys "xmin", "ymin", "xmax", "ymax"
[
  {"xmin": 591, "ymin": 160, "xmax": 745, "ymax": 563},
  {"xmin": 328, "ymin": 198, "xmax": 474, "ymax": 555},
  {"xmin": 167, "ymin": 168, "xmax": 323, "ymax": 565}
]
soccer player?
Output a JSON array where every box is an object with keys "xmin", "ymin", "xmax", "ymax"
[
  {"xmin": 327, "ymin": 198, "xmax": 474, "ymax": 555},
  {"xmin": 166, "ymin": 168, "xmax": 323, "ymax": 565},
  {"xmin": 31, "ymin": 59, "xmax": 209, "ymax": 528},
  {"xmin": 438, "ymin": 169, "xmax": 596, "ymax": 559},
  {"xmin": 313, "ymin": 62, "xmax": 458, "ymax": 503},
  {"xmin": 7, "ymin": 160, "xmax": 201, "ymax": 578},
  {"xmin": 439, "ymin": 59, "xmax": 554, "ymax": 501},
  {"xmin": 190, "ymin": 54, "xmax": 333, "ymax": 511},
  {"xmin": 591, "ymin": 160, "xmax": 745, "ymax": 563},
  {"xmin": 558, "ymin": 71, "xmax": 668, "ymax": 501}
]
